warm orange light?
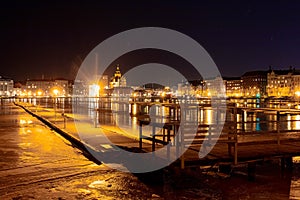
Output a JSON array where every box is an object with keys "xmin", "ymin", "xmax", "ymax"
[{"xmin": 53, "ymin": 89, "xmax": 59, "ymax": 96}]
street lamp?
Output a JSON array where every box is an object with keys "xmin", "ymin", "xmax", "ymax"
[{"xmin": 53, "ymin": 89, "xmax": 59, "ymax": 96}]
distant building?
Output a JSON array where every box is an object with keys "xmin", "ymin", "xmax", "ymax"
[
  {"xmin": 25, "ymin": 79, "xmax": 72, "ymax": 96},
  {"xmin": 203, "ymin": 76, "xmax": 225, "ymax": 97},
  {"xmin": 110, "ymin": 66, "xmax": 126, "ymax": 88},
  {"xmin": 177, "ymin": 81, "xmax": 194, "ymax": 96},
  {"xmin": 73, "ymin": 79, "xmax": 88, "ymax": 97},
  {"xmin": 223, "ymin": 77, "xmax": 243, "ymax": 97},
  {"xmin": 267, "ymin": 67, "xmax": 300, "ymax": 97},
  {"xmin": 292, "ymin": 73, "xmax": 300, "ymax": 96},
  {"xmin": 54, "ymin": 79, "xmax": 70, "ymax": 96},
  {"xmin": 25, "ymin": 79, "xmax": 53, "ymax": 96},
  {"xmin": 0, "ymin": 76, "xmax": 13, "ymax": 96},
  {"xmin": 241, "ymin": 71, "xmax": 268, "ymax": 97},
  {"xmin": 267, "ymin": 69, "xmax": 293, "ymax": 97}
]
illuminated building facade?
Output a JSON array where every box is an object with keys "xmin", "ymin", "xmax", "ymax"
[
  {"xmin": 110, "ymin": 66, "xmax": 126, "ymax": 88},
  {"xmin": 54, "ymin": 79, "xmax": 70, "ymax": 96},
  {"xmin": 202, "ymin": 76, "xmax": 225, "ymax": 97},
  {"xmin": 0, "ymin": 76, "xmax": 13, "ymax": 96},
  {"xmin": 267, "ymin": 67, "xmax": 300, "ymax": 97},
  {"xmin": 241, "ymin": 71, "xmax": 267, "ymax": 97},
  {"xmin": 267, "ymin": 69, "xmax": 293, "ymax": 97},
  {"xmin": 293, "ymin": 74, "xmax": 300, "ymax": 97},
  {"xmin": 223, "ymin": 77, "xmax": 243, "ymax": 97},
  {"xmin": 25, "ymin": 79, "xmax": 72, "ymax": 96}
]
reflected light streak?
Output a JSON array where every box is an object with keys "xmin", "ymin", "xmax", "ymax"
[
  {"xmin": 132, "ymin": 104, "xmax": 137, "ymax": 115},
  {"xmin": 287, "ymin": 114, "xmax": 291, "ymax": 130},
  {"xmin": 296, "ymin": 115, "xmax": 300, "ymax": 130},
  {"xmin": 205, "ymin": 109, "xmax": 212, "ymax": 125}
]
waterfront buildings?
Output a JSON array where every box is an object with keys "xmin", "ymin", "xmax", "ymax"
[
  {"xmin": 0, "ymin": 76, "xmax": 14, "ymax": 96},
  {"xmin": 223, "ymin": 77, "xmax": 243, "ymax": 97},
  {"xmin": 241, "ymin": 71, "xmax": 268, "ymax": 97},
  {"xmin": 23, "ymin": 78, "xmax": 72, "ymax": 97},
  {"xmin": 7, "ymin": 66, "xmax": 300, "ymax": 99},
  {"xmin": 266, "ymin": 68, "xmax": 300, "ymax": 98}
]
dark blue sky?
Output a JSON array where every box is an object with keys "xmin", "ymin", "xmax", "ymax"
[{"xmin": 1, "ymin": 0, "xmax": 300, "ymax": 80}]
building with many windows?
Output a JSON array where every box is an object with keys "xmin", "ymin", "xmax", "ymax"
[
  {"xmin": 267, "ymin": 67, "xmax": 300, "ymax": 97},
  {"xmin": 25, "ymin": 79, "xmax": 72, "ymax": 96},
  {"xmin": 292, "ymin": 73, "xmax": 300, "ymax": 96},
  {"xmin": 0, "ymin": 76, "xmax": 13, "ymax": 96},
  {"xmin": 241, "ymin": 71, "xmax": 268, "ymax": 97},
  {"xmin": 267, "ymin": 69, "xmax": 293, "ymax": 97},
  {"xmin": 223, "ymin": 77, "xmax": 243, "ymax": 97}
]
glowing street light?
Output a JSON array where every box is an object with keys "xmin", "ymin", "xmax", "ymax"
[
  {"xmin": 53, "ymin": 89, "xmax": 59, "ymax": 96},
  {"xmin": 37, "ymin": 90, "xmax": 42, "ymax": 96}
]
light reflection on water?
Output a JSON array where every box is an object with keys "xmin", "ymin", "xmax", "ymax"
[{"xmin": 32, "ymin": 97, "xmax": 300, "ymax": 134}]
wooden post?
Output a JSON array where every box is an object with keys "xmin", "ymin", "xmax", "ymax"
[
  {"xmin": 277, "ymin": 111, "xmax": 280, "ymax": 145},
  {"xmin": 234, "ymin": 142, "xmax": 238, "ymax": 165},
  {"xmin": 233, "ymin": 105, "xmax": 238, "ymax": 165},
  {"xmin": 152, "ymin": 125, "xmax": 156, "ymax": 152},
  {"xmin": 181, "ymin": 154, "xmax": 185, "ymax": 169},
  {"xmin": 62, "ymin": 113, "xmax": 66, "ymax": 129},
  {"xmin": 139, "ymin": 121, "xmax": 143, "ymax": 149},
  {"xmin": 180, "ymin": 120, "xmax": 185, "ymax": 170},
  {"xmin": 167, "ymin": 127, "xmax": 171, "ymax": 161},
  {"xmin": 175, "ymin": 125, "xmax": 179, "ymax": 158}
]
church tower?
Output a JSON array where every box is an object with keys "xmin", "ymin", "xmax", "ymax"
[{"xmin": 110, "ymin": 65, "xmax": 126, "ymax": 88}]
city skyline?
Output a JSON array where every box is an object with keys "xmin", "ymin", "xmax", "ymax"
[{"xmin": 1, "ymin": 1, "xmax": 300, "ymax": 80}]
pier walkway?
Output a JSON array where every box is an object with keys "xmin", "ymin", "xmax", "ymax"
[{"xmin": 14, "ymin": 100, "xmax": 300, "ymax": 174}]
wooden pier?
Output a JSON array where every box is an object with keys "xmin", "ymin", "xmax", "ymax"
[{"xmin": 15, "ymin": 96, "xmax": 300, "ymax": 180}]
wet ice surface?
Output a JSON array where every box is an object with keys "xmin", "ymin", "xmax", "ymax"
[{"xmin": 0, "ymin": 102, "xmax": 159, "ymax": 199}]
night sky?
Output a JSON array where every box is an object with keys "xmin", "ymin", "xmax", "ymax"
[{"xmin": 1, "ymin": 0, "xmax": 300, "ymax": 81}]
